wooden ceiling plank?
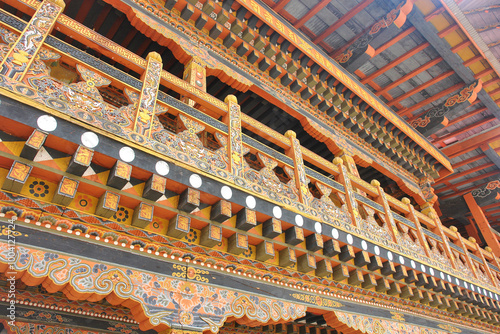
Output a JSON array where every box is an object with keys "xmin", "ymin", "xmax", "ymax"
[
  {"xmin": 373, "ymin": 27, "xmax": 415, "ymax": 56},
  {"xmin": 441, "ymin": 125, "xmax": 500, "ymax": 158},
  {"xmin": 313, "ymin": 0, "xmax": 376, "ymax": 44},
  {"xmin": 361, "ymin": 43, "xmax": 430, "ymax": 84},
  {"xmin": 273, "ymin": 0, "xmax": 292, "ymax": 12},
  {"xmin": 435, "ymin": 162, "xmax": 495, "ymax": 184},
  {"xmin": 376, "ymin": 57, "xmax": 442, "ymax": 95},
  {"xmin": 387, "ymin": 70, "xmax": 454, "ymax": 106},
  {"xmin": 435, "ymin": 117, "xmax": 497, "ymax": 146},
  {"xmin": 452, "ymin": 154, "xmax": 486, "ymax": 169},
  {"xmin": 436, "ymin": 170, "xmax": 500, "ymax": 194},
  {"xmin": 294, "ymin": 0, "xmax": 330, "ymax": 29},
  {"xmin": 398, "ymin": 83, "xmax": 465, "ymax": 117},
  {"xmin": 446, "ymin": 107, "xmax": 487, "ymax": 128}
]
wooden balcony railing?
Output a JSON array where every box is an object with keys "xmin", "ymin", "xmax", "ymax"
[{"xmin": 0, "ymin": 0, "xmax": 499, "ymax": 300}]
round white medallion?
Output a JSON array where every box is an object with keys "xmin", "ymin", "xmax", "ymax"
[
  {"xmin": 155, "ymin": 161, "xmax": 170, "ymax": 176},
  {"xmin": 374, "ymin": 245, "xmax": 380, "ymax": 255},
  {"xmin": 314, "ymin": 222, "xmax": 322, "ymax": 233},
  {"xmin": 387, "ymin": 251, "xmax": 393, "ymax": 261},
  {"xmin": 37, "ymin": 115, "xmax": 57, "ymax": 132},
  {"xmin": 295, "ymin": 215, "xmax": 304, "ymax": 226},
  {"xmin": 471, "ymin": 285, "xmax": 475, "ymax": 292},
  {"xmin": 411, "ymin": 260, "xmax": 416, "ymax": 269},
  {"xmin": 119, "ymin": 146, "xmax": 135, "ymax": 162},
  {"xmin": 464, "ymin": 282, "xmax": 468, "ymax": 289},
  {"xmin": 331, "ymin": 228, "xmax": 339, "ymax": 239},
  {"xmin": 273, "ymin": 206, "xmax": 282, "ymax": 219},
  {"xmin": 421, "ymin": 264, "xmax": 426, "ymax": 273},
  {"xmin": 447, "ymin": 274, "xmax": 451, "ymax": 282},
  {"xmin": 245, "ymin": 196, "xmax": 256, "ymax": 209},
  {"xmin": 361, "ymin": 240, "xmax": 368, "ymax": 251},
  {"xmin": 455, "ymin": 278, "xmax": 460, "ymax": 285},
  {"xmin": 399, "ymin": 256, "xmax": 405, "ymax": 264},
  {"xmin": 221, "ymin": 186, "xmax": 232, "ymax": 200},
  {"xmin": 429, "ymin": 267, "xmax": 434, "ymax": 276},
  {"xmin": 346, "ymin": 234, "xmax": 353, "ymax": 245},
  {"xmin": 189, "ymin": 174, "xmax": 202, "ymax": 188},
  {"xmin": 440, "ymin": 272, "xmax": 445, "ymax": 280},
  {"xmin": 81, "ymin": 131, "xmax": 99, "ymax": 148}
]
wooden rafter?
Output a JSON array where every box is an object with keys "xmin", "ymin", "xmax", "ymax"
[
  {"xmin": 387, "ymin": 70, "xmax": 454, "ymax": 106},
  {"xmin": 441, "ymin": 125, "xmax": 500, "ymax": 158},
  {"xmin": 435, "ymin": 162, "xmax": 495, "ymax": 185},
  {"xmin": 435, "ymin": 117, "xmax": 497, "ymax": 147},
  {"xmin": 273, "ymin": 0, "xmax": 292, "ymax": 12},
  {"xmin": 376, "ymin": 57, "xmax": 443, "ymax": 95},
  {"xmin": 294, "ymin": 0, "xmax": 330, "ymax": 29},
  {"xmin": 312, "ymin": 0, "xmax": 375, "ymax": 44},
  {"xmin": 436, "ymin": 170, "xmax": 500, "ymax": 194},
  {"xmin": 361, "ymin": 43, "xmax": 430, "ymax": 84},
  {"xmin": 446, "ymin": 107, "xmax": 487, "ymax": 128},
  {"xmin": 399, "ymin": 83, "xmax": 465, "ymax": 117},
  {"xmin": 373, "ymin": 27, "xmax": 415, "ymax": 56}
]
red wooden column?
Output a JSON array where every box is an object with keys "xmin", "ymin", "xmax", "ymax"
[
  {"xmin": 0, "ymin": 0, "xmax": 65, "ymax": 81},
  {"xmin": 464, "ymin": 192, "xmax": 500, "ymax": 256}
]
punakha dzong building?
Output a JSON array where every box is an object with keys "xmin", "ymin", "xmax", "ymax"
[{"xmin": 0, "ymin": 0, "xmax": 500, "ymax": 333}]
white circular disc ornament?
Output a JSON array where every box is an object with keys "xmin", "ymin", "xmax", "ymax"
[
  {"xmin": 189, "ymin": 174, "xmax": 202, "ymax": 188},
  {"xmin": 37, "ymin": 115, "xmax": 57, "ymax": 132},
  {"xmin": 221, "ymin": 186, "xmax": 232, "ymax": 200},
  {"xmin": 81, "ymin": 132, "xmax": 99, "ymax": 148},
  {"xmin": 440, "ymin": 272, "xmax": 445, "ymax": 279},
  {"xmin": 429, "ymin": 268, "xmax": 435, "ymax": 276},
  {"xmin": 119, "ymin": 147, "xmax": 135, "ymax": 162},
  {"xmin": 295, "ymin": 215, "xmax": 304, "ymax": 226},
  {"xmin": 387, "ymin": 251, "xmax": 393, "ymax": 261},
  {"xmin": 246, "ymin": 196, "xmax": 256, "ymax": 209},
  {"xmin": 314, "ymin": 222, "xmax": 322, "ymax": 233},
  {"xmin": 411, "ymin": 260, "xmax": 416, "ymax": 268},
  {"xmin": 346, "ymin": 234, "xmax": 353, "ymax": 245},
  {"xmin": 273, "ymin": 206, "xmax": 282, "ymax": 219},
  {"xmin": 421, "ymin": 264, "xmax": 426, "ymax": 273},
  {"xmin": 374, "ymin": 246, "xmax": 380, "ymax": 255},
  {"xmin": 155, "ymin": 161, "xmax": 170, "ymax": 176},
  {"xmin": 331, "ymin": 228, "xmax": 339, "ymax": 239},
  {"xmin": 361, "ymin": 240, "xmax": 368, "ymax": 250},
  {"xmin": 399, "ymin": 256, "xmax": 405, "ymax": 264}
]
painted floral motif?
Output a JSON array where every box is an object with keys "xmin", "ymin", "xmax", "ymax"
[
  {"xmin": 0, "ymin": 243, "xmax": 306, "ymax": 332},
  {"xmin": 113, "ymin": 207, "xmax": 129, "ymax": 223},
  {"xmin": 29, "ymin": 181, "xmax": 49, "ymax": 198}
]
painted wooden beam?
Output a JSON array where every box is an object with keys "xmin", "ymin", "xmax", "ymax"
[{"xmin": 441, "ymin": 125, "xmax": 500, "ymax": 158}]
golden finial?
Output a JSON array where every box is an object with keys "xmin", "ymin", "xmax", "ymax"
[
  {"xmin": 225, "ymin": 95, "xmax": 238, "ymax": 104},
  {"xmin": 371, "ymin": 180, "xmax": 380, "ymax": 187},
  {"xmin": 285, "ymin": 130, "xmax": 296, "ymax": 138},
  {"xmin": 401, "ymin": 197, "xmax": 410, "ymax": 205},
  {"xmin": 147, "ymin": 51, "xmax": 162, "ymax": 63}
]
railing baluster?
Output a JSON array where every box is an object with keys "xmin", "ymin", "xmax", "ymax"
[{"xmin": 285, "ymin": 130, "xmax": 310, "ymax": 206}]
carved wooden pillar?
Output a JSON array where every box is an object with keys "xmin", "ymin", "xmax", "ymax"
[
  {"xmin": 421, "ymin": 203, "xmax": 457, "ymax": 270},
  {"xmin": 402, "ymin": 197, "xmax": 431, "ymax": 258},
  {"xmin": 333, "ymin": 157, "xmax": 359, "ymax": 226},
  {"xmin": 336, "ymin": 150, "xmax": 366, "ymax": 196},
  {"xmin": 181, "ymin": 56, "xmax": 206, "ymax": 107},
  {"xmin": 223, "ymin": 95, "xmax": 244, "ymax": 179},
  {"xmin": 285, "ymin": 130, "xmax": 311, "ymax": 206},
  {"xmin": 371, "ymin": 179, "xmax": 398, "ymax": 242},
  {"xmin": 134, "ymin": 52, "xmax": 162, "ymax": 137},
  {"xmin": 0, "ymin": 0, "xmax": 65, "ymax": 81}
]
